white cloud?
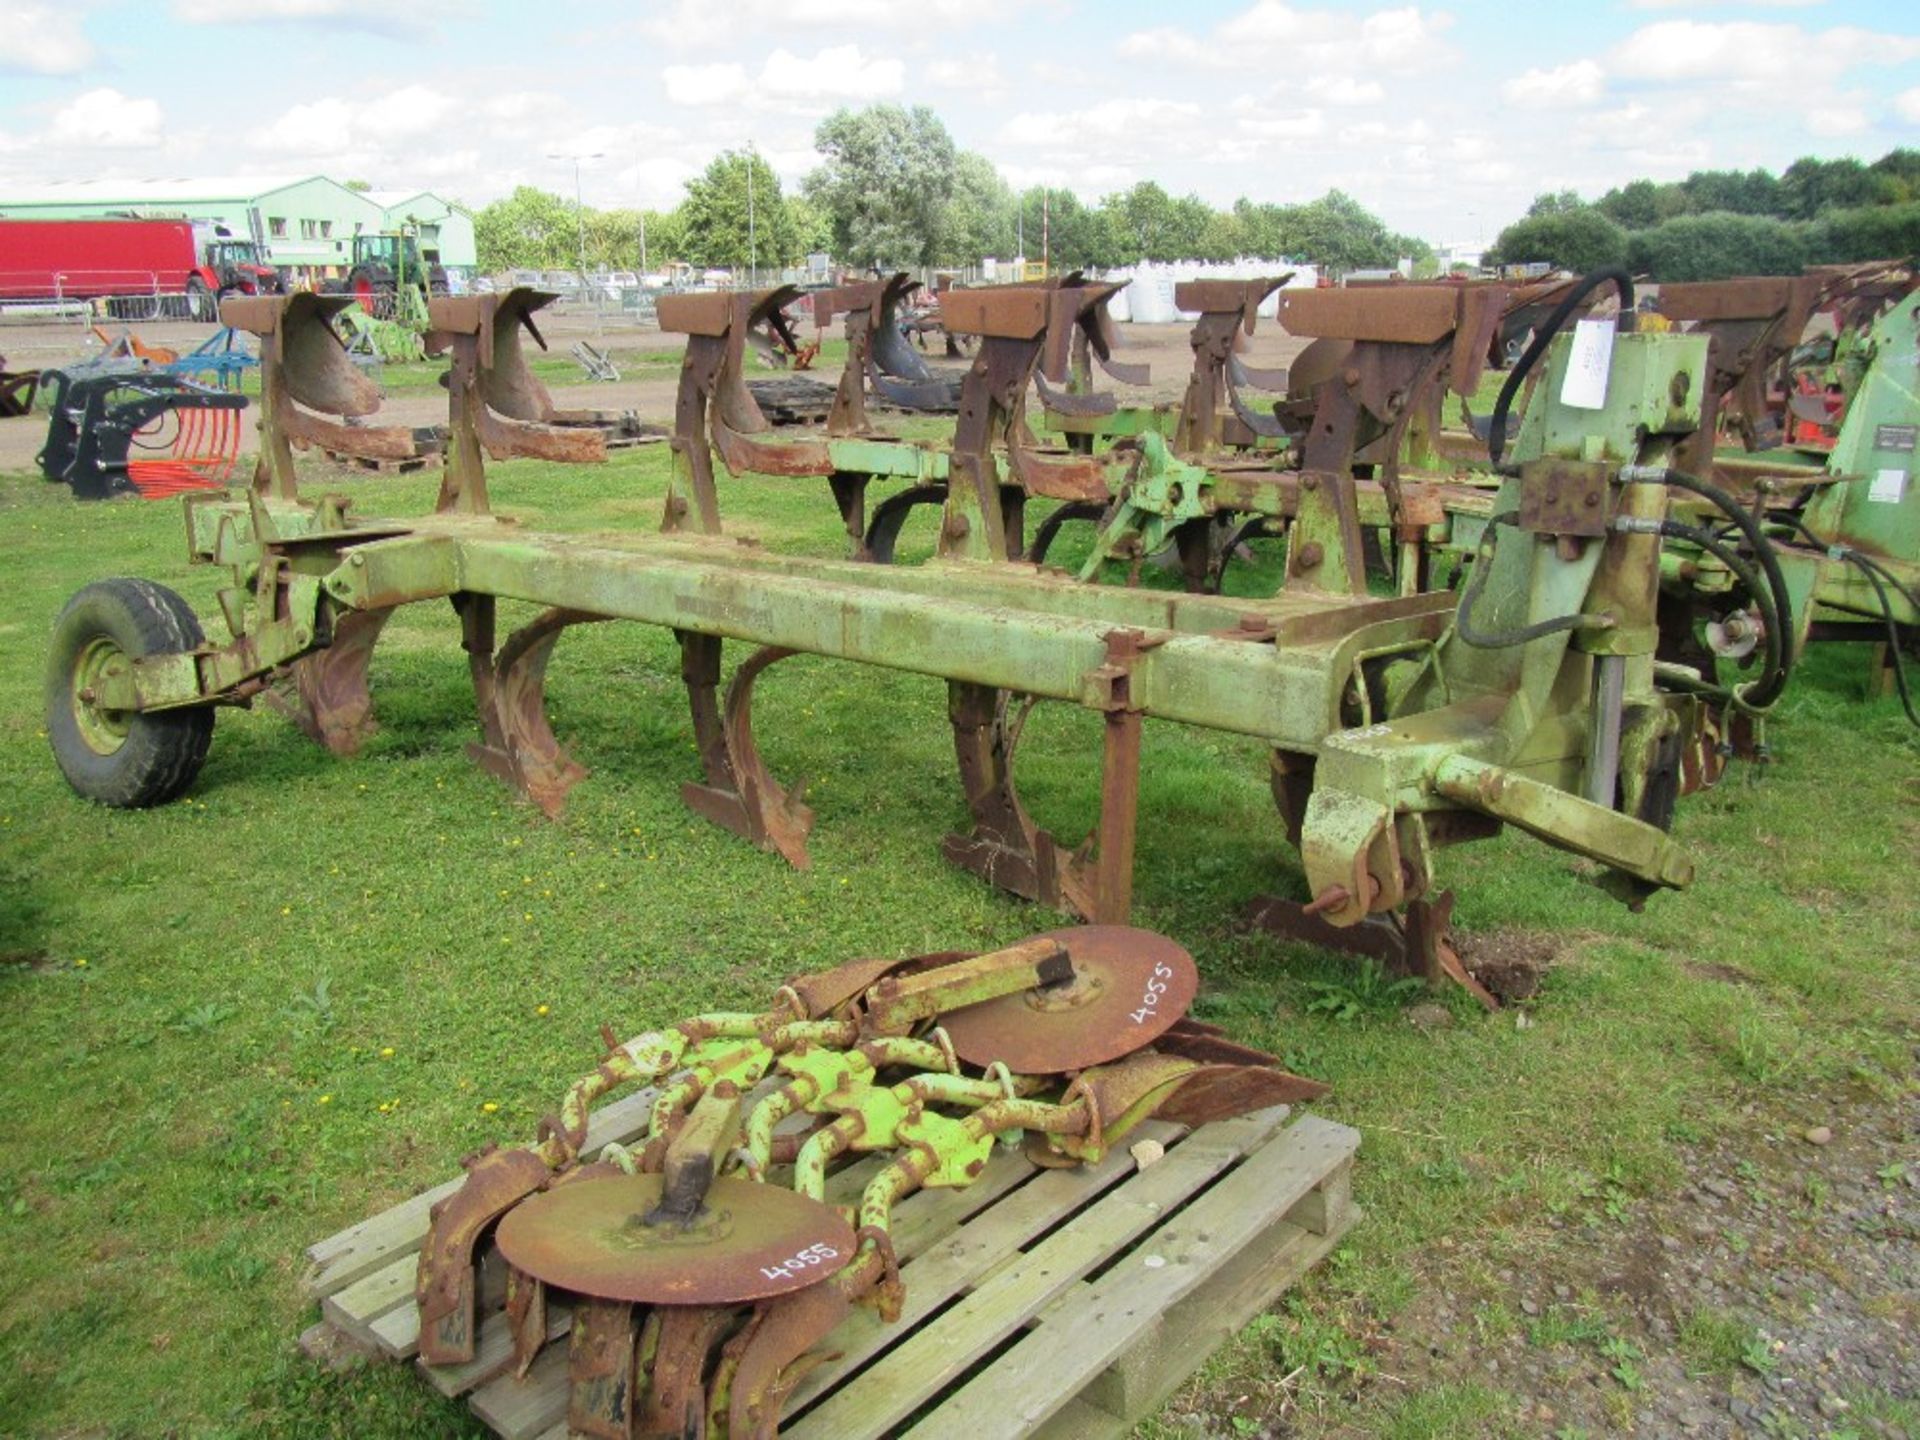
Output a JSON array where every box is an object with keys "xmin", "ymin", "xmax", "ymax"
[
  {"xmin": 47, "ymin": 88, "xmax": 164, "ymax": 149},
  {"xmin": 254, "ymin": 84, "xmax": 504, "ymax": 155},
  {"xmin": 663, "ymin": 46, "xmax": 904, "ymax": 111},
  {"xmin": 251, "ymin": 97, "xmax": 353, "ymax": 153},
  {"xmin": 928, "ymin": 53, "xmax": 1005, "ymax": 95},
  {"xmin": 663, "ymin": 63, "xmax": 751, "ymax": 107},
  {"xmin": 1123, "ymin": 3, "xmax": 1456, "ymax": 76},
  {"xmin": 1304, "ymin": 75, "xmax": 1385, "ymax": 105},
  {"xmin": 995, "ymin": 98, "xmax": 1204, "ymax": 152},
  {"xmin": 168, "ymin": 0, "xmax": 452, "ymax": 36},
  {"xmin": 1627, "ymin": 0, "xmax": 1825, "ymax": 8},
  {"xmin": 1895, "ymin": 87, "xmax": 1920, "ymax": 125},
  {"xmin": 1502, "ymin": 59, "xmax": 1606, "ymax": 107},
  {"xmin": 1805, "ymin": 104, "xmax": 1868, "ymax": 137},
  {"xmin": 0, "ymin": 2, "xmax": 95, "ymax": 74},
  {"xmin": 1611, "ymin": 20, "xmax": 1920, "ymax": 84},
  {"xmin": 640, "ymin": 0, "xmax": 1005, "ymax": 47},
  {"xmin": 355, "ymin": 83, "xmax": 455, "ymax": 137}
]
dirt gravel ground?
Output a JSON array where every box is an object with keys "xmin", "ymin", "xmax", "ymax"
[{"xmin": 1155, "ymin": 1073, "xmax": 1918, "ymax": 1440}]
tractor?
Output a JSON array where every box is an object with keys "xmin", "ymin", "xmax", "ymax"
[
  {"xmin": 341, "ymin": 231, "xmax": 448, "ymax": 322},
  {"xmin": 191, "ymin": 236, "xmax": 283, "ymax": 317}
]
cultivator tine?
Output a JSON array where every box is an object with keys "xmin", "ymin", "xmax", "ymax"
[
  {"xmin": 1245, "ymin": 886, "xmax": 1497, "ymax": 1009},
  {"xmin": 872, "ymin": 276, "xmax": 934, "ymax": 383},
  {"xmin": 1086, "ymin": 301, "xmax": 1150, "ymax": 387},
  {"xmin": 503, "ymin": 1265, "xmax": 547, "ymax": 1379},
  {"xmin": 480, "ymin": 288, "xmax": 562, "ymax": 423},
  {"xmin": 224, "ymin": 292, "xmax": 419, "ymax": 497},
  {"xmin": 1228, "ymin": 353, "xmax": 1289, "ymax": 393},
  {"xmin": 725, "ymin": 1283, "xmax": 854, "ymax": 1438},
  {"xmin": 861, "ymin": 482, "xmax": 948, "ymax": 563},
  {"xmin": 465, "ymin": 605, "xmax": 606, "ymax": 818},
  {"xmin": 416, "ymin": 1146, "xmax": 553, "ymax": 1366},
  {"xmin": 941, "ymin": 682, "xmax": 1098, "ymax": 919},
  {"xmin": 260, "ymin": 605, "xmax": 395, "ymax": 755},
  {"xmin": 679, "ymin": 643, "xmax": 816, "ymax": 868},
  {"xmin": 430, "ymin": 292, "xmax": 607, "ymax": 487},
  {"xmin": 568, "ymin": 1298, "xmax": 640, "ymax": 1440},
  {"xmin": 634, "ymin": 1304, "xmax": 732, "ymax": 1436}
]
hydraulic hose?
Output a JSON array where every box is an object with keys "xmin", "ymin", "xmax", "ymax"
[
  {"xmin": 1658, "ymin": 517, "xmax": 1787, "ymax": 710},
  {"xmin": 1768, "ymin": 512, "xmax": 1920, "ymax": 727},
  {"xmin": 1488, "ymin": 265, "xmax": 1636, "ymax": 467},
  {"xmin": 1454, "ymin": 512, "xmax": 1614, "ymax": 649},
  {"xmin": 1627, "ymin": 466, "xmax": 1799, "ymax": 709}
]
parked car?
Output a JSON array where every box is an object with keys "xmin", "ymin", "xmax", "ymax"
[
  {"xmin": 541, "ymin": 270, "xmax": 583, "ymax": 295},
  {"xmin": 590, "ymin": 271, "xmax": 638, "ymax": 301},
  {"xmin": 507, "ymin": 269, "xmax": 543, "ymax": 290}
]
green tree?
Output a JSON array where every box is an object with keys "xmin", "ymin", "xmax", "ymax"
[
  {"xmin": 1626, "ymin": 212, "xmax": 1808, "ymax": 281},
  {"xmin": 1103, "ymin": 181, "xmax": 1179, "ymax": 261},
  {"xmin": 584, "ymin": 208, "xmax": 641, "ymax": 270},
  {"xmin": 1020, "ymin": 188, "xmax": 1116, "ymax": 271},
  {"xmin": 1807, "ymin": 201, "xmax": 1920, "ymax": 265},
  {"xmin": 638, "ymin": 208, "xmax": 688, "ymax": 270},
  {"xmin": 1527, "ymin": 189, "xmax": 1586, "ymax": 218},
  {"xmin": 1868, "ymin": 148, "xmax": 1920, "ymax": 204},
  {"xmin": 1489, "ymin": 205, "xmax": 1628, "ymax": 273},
  {"xmin": 1168, "ymin": 193, "xmax": 1222, "ymax": 260},
  {"xmin": 786, "ymin": 195, "xmax": 832, "ymax": 259},
  {"xmin": 1680, "ymin": 168, "xmax": 1783, "ymax": 218},
  {"xmin": 1779, "ymin": 157, "xmax": 1895, "ymax": 221},
  {"xmin": 1284, "ymin": 190, "xmax": 1410, "ymax": 272},
  {"xmin": 475, "ymin": 185, "xmax": 579, "ymax": 271},
  {"xmin": 681, "ymin": 149, "xmax": 797, "ymax": 273},
  {"xmin": 1596, "ymin": 178, "xmax": 1690, "ymax": 229},
  {"xmin": 804, "ymin": 104, "xmax": 958, "ymax": 268},
  {"xmin": 943, "ymin": 150, "xmax": 1016, "ymax": 265}
]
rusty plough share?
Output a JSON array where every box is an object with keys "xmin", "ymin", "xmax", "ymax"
[
  {"xmin": 54, "ymin": 268, "xmax": 1756, "ymax": 992},
  {"xmin": 414, "ymin": 925, "xmax": 1323, "ymax": 1437}
]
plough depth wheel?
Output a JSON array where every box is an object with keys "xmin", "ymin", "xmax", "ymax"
[{"xmin": 45, "ymin": 578, "xmax": 213, "ymax": 808}]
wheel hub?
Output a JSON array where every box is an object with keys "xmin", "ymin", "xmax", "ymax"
[{"xmin": 71, "ymin": 637, "xmax": 131, "ymax": 754}]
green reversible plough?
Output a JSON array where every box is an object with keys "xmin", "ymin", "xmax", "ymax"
[{"xmin": 52, "ymin": 273, "xmax": 1759, "ymax": 988}]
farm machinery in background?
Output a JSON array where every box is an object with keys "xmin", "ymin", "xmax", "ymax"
[
  {"xmin": 51, "ymin": 270, "xmax": 1757, "ymax": 1004},
  {"xmin": 336, "ymin": 230, "xmax": 448, "ymax": 321},
  {"xmin": 0, "ymin": 217, "xmax": 282, "ymax": 320}
]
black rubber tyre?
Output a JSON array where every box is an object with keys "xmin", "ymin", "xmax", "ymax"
[
  {"xmin": 46, "ymin": 579, "xmax": 214, "ymax": 808},
  {"xmin": 185, "ymin": 275, "xmax": 213, "ymax": 323}
]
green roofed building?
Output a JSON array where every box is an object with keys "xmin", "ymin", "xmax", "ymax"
[{"xmin": 0, "ymin": 175, "xmax": 474, "ymax": 283}]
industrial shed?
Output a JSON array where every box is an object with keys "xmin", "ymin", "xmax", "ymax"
[{"xmin": 0, "ymin": 175, "xmax": 475, "ymax": 283}]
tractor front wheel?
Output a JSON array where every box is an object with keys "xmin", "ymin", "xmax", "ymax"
[
  {"xmin": 46, "ymin": 579, "xmax": 214, "ymax": 808},
  {"xmin": 185, "ymin": 275, "xmax": 214, "ymax": 322}
]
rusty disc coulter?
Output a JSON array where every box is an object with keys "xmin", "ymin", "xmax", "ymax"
[{"xmin": 417, "ymin": 927, "xmax": 1325, "ymax": 1438}]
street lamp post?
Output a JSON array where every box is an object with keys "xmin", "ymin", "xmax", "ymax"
[
  {"xmin": 547, "ymin": 150, "xmax": 604, "ymax": 333},
  {"xmin": 546, "ymin": 150, "xmax": 604, "ymax": 282}
]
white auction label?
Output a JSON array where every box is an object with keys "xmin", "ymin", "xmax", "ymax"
[
  {"xmin": 1869, "ymin": 468, "xmax": 1907, "ymax": 504},
  {"xmin": 1560, "ymin": 317, "xmax": 1616, "ymax": 411}
]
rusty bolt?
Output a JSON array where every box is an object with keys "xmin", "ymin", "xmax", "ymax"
[
  {"xmin": 1585, "ymin": 491, "xmax": 1601, "ymax": 507},
  {"xmin": 1343, "ymin": 368, "xmax": 1361, "ymax": 387},
  {"xmin": 1301, "ymin": 474, "xmax": 1319, "ymax": 491},
  {"xmin": 1669, "ymin": 371, "xmax": 1691, "ymax": 405},
  {"xmin": 1295, "ymin": 542, "xmax": 1324, "ymax": 570}
]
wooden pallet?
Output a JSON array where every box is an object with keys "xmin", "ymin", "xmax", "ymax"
[
  {"xmin": 302, "ymin": 1104, "xmax": 1358, "ymax": 1438},
  {"xmin": 319, "ymin": 448, "xmax": 440, "ymax": 475}
]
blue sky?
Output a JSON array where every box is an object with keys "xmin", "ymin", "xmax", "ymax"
[{"xmin": 1, "ymin": 0, "xmax": 1915, "ymax": 243}]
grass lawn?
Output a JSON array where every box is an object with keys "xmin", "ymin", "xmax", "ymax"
[{"xmin": 0, "ymin": 439, "xmax": 1914, "ymax": 1439}]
